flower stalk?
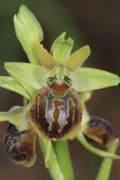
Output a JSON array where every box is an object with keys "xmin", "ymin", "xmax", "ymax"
[
  {"xmin": 76, "ymin": 131, "xmax": 119, "ymax": 159},
  {"xmin": 53, "ymin": 141, "xmax": 75, "ymax": 180},
  {"xmin": 38, "ymin": 138, "xmax": 65, "ymax": 180},
  {"xmin": 96, "ymin": 138, "xmax": 120, "ymax": 180}
]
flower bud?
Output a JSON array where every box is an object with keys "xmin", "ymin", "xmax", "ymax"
[{"xmin": 14, "ymin": 4, "xmax": 43, "ymax": 64}]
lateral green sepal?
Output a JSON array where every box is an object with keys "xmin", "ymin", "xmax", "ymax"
[
  {"xmin": 0, "ymin": 76, "xmax": 30, "ymax": 99},
  {"xmin": 72, "ymin": 68, "xmax": 120, "ymax": 92},
  {"xmin": 5, "ymin": 62, "xmax": 49, "ymax": 90}
]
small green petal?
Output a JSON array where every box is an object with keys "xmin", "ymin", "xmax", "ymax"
[
  {"xmin": 65, "ymin": 45, "xmax": 91, "ymax": 71},
  {"xmin": 5, "ymin": 62, "xmax": 49, "ymax": 89},
  {"xmin": 72, "ymin": 68, "xmax": 120, "ymax": 92},
  {"xmin": 14, "ymin": 4, "xmax": 43, "ymax": 64},
  {"xmin": 0, "ymin": 76, "xmax": 30, "ymax": 99},
  {"xmin": 51, "ymin": 32, "xmax": 74, "ymax": 64},
  {"xmin": 32, "ymin": 42, "xmax": 58, "ymax": 70}
]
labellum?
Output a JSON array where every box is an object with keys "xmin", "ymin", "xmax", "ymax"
[
  {"xmin": 29, "ymin": 76, "xmax": 82, "ymax": 140},
  {"xmin": 83, "ymin": 116, "xmax": 114, "ymax": 148},
  {"xmin": 4, "ymin": 124, "xmax": 37, "ymax": 167}
]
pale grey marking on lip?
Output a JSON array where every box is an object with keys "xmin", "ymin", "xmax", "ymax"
[
  {"xmin": 58, "ymin": 94, "xmax": 69, "ymax": 133},
  {"xmin": 45, "ymin": 92, "xmax": 55, "ymax": 131},
  {"xmin": 7, "ymin": 137, "xmax": 17, "ymax": 152},
  {"xmin": 45, "ymin": 90, "xmax": 70, "ymax": 133}
]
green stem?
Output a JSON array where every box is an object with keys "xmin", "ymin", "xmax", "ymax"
[
  {"xmin": 76, "ymin": 131, "xmax": 119, "ymax": 159},
  {"xmin": 38, "ymin": 137, "xmax": 65, "ymax": 180},
  {"xmin": 96, "ymin": 138, "xmax": 119, "ymax": 180},
  {"xmin": 53, "ymin": 141, "xmax": 75, "ymax": 180}
]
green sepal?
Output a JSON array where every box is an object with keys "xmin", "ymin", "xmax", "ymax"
[
  {"xmin": 14, "ymin": 4, "xmax": 43, "ymax": 64},
  {"xmin": 51, "ymin": 32, "xmax": 74, "ymax": 64},
  {"xmin": 72, "ymin": 68, "xmax": 120, "ymax": 92},
  {"xmin": 32, "ymin": 42, "xmax": 58, "ymax": 70},
  {"xmin": 19, "ymin": 81, "xmax": 37, "ymax": 99},
  {"xmin": 0, "ymin": 76, "xmax": 30, "ymax": 99},
  {"xmin": 5, "ymin": 62, "xmax": 49, "ymax": 90},
  {"xmin": 65, "ymin": 45, "xmax": 91, "ymax": 71}
]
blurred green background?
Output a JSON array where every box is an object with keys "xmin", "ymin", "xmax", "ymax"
[{"xmin": 0, "ymin": 0, "xmax": 120, "ymax": 180}]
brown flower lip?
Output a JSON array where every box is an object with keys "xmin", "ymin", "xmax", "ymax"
[
  {"xmin": 83, "ymin": 116, "xmax": 114, "ymax": 147},
  {"xmin": 29, "ymin": 81, "xmax": 82, "ymax": 140},
  {"xmin": 4, "ymin": 123, "xmax": 37, "ymax": 167}
]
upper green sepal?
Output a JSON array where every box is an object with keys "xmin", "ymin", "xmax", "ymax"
[
  {"xmin": 51, "ymin": 32, "xmax": 74, "ymax": 64},
  {"xmin": 14, "ymin": 4, "xmax": 43, "ymax": 64},
  {"xmin": 72, "ymin": 68, "xmax": 120, "ymax": 92}
]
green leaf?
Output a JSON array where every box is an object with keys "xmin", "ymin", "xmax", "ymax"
[
  {"xmin": 72, "ymin": 68, "xmax": 120, "ymax": 92},
  {"xmin": 0, "ymin": 76, "xmax": 30, "ymax": 99},
  {"xmin": 5, "ymin": 62, "xmax": 49, "ymax": 90},
  {"xmin": 14, "ymin": 4, "xmax": 43, "ymax": 64},
  {"xmin": 65, "ymin": 45, "xmax": 91, "ymax": 71},
  {"xmin": 51, "ymin": 32, "xmax": 74, "ymax": 64},
  {"xmin": 32, "ymin": 42, "xmax": 58, "ymax": 70}
]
